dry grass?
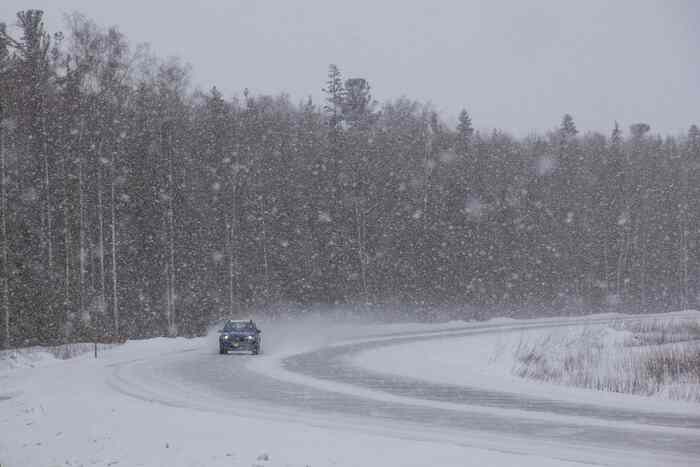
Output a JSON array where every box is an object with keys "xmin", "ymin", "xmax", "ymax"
[
  {"xmin": 611, "ymin": 318, "xmax": 700, "ymax": 346},
  {"xmin": 1, "ymin": 341, "xmax": 124, "ymax": 370},
  {"xmin": 47, "ymin": 342, "xmax": 121, "ymax": 360},
  {"xmin": 512, "ymin": 317, "xmax": 700, "ymax": 402}
]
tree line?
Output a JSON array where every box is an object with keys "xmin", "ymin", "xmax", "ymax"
[{"xmin": 1, "ymin": 10, "xmax": 698, "ymax": 346}]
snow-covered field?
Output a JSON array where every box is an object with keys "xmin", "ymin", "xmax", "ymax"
[
  {"xmin": 512, "ymin": 316, "xmax": 700, "ymax": 402},
  {"xmin": 351, "ymin": 310, "xmax": 700, "ymax": 411},
  {"xmin": 2, "ymin": 312, "xmax": 699, "ymax": 467}
]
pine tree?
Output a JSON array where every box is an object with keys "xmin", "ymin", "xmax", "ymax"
[
  {"xmin": 342, "ymin": 78, "xmax": 375, "ymax": 128},
  {"xmin": 456, "ymin": 109, "xmax": 474, "ymax": 155},
  {"xmin": 322, "ymin": 64, "xmax": 345, "ymax": 132},
  {"xmin": 342, "ymin": 77, "xmax": 378, "ymax": 299},
  {"xmin": 560, "ymin": 113, "xmax": 578, "ymax": 139}
]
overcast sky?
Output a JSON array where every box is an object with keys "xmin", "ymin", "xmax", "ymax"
[{"xmin": 2, "ymin": 1, "xmax": 698, "ymax": 136}]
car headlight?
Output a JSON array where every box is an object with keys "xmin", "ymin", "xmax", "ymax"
[
  {"xmin": 222, "ymin": 335, "xmax": 229, "ymax": 340},
  {"xmin": 246, "ymin": 335, "xmax": 254, "ymax": 340}
]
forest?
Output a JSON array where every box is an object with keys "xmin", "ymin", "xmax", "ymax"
[{"xmin": 1, "ymin": 10, "xmax": 699, "ymax": 346}]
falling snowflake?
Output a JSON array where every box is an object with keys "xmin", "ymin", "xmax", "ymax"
[
  {"xmin": 438, "ymin": 150, "xmax": 457, "ymax": 163},
  {"xmin": 617, "ymin": 212, "xmax": 629, "ymax": 226},
  {"xmin": 20, "ymin": 187, "xmax": 39, "ymax": 203},
  {"xmin": 536, "ymin": 156, "xmax": 557, "ymax": 176},
  {"xmin": 464, "ymin": 197, "xmax": 484, "ymax": 219}
]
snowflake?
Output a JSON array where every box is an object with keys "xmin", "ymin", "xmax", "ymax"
[
  {"xmin": 536, "ymin": 156, "xmax": 557, "ymax": 176},
  {"xmin": 438, "ymin": 150, "xmax": 457, "ymax": 163},
  {"xmin": 464, "ymin": 197, "xmax": 484, "ymax": 219}
]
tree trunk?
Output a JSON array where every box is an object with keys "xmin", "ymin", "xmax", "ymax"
[
  {"xmin": 679, "ymin": 166, "xmax": 689, "ymax": 310},
  {"xmin": 0, "ymin": 106, "xmax": 9, "ymax": 348},
  {"xmin": 228, "ymin": 180, "xmax": 237, "ymax": 315},
  {"xmin": 639, "ymin": 196, "xmax": 648, "ymax": 311},
  {"xmin": 110, "ymin": 144, "xmax": 119, "ymax": 335},
  {"xmin": 162, "ymin": 122, "xmax": 176, "ymax": 335},
  {"xmin": 168, "ymin": 149, "xmax": 176, "ymax": 336},
  {"xmin": 62, "ymin": 138, "xmax": 71, "ymax": 336},
  {"xmin": 78, "ymin": 137, "xmax": 87, "ymax": 323},
  {"xmin": 97, "ymin": 147, "xmax": 106, "ymax": 321},
  {"xmin": 260, "ymin": 197, "xmax": 270, "ymax": 300},
  {"xmin": 602, "ymin": 239, "xmax": 609, "ymax": 299},
  {"xmin": 42, "ymin": 114, "xmax": 53, "ymax": 272},
  {"xmin": 616, "ymin": 200, "xmax": 632, "ymax": 303},
  {"xmin": 168, "ymin": 177, "xmax": 175, "ymax": 335},
  {"xmin": 227, "ymin": 219, "xmax": 234, "ymax": 313},
  {"xmin": 42, "ymin": 114, "xmax": 54, "ymax": 328},
  {"xmin": 355, "ymin": 200, "xmax": 368, "ymax": 299},
  {"xmin": 640, "ymin": 229, "xmax": 647, "ymax": 310},
  {"xmin": 423, "ymin": 125, "xmax": 432, "ymax": 222},
  {"xmin": 164, "ymin": 232, "xmax": 172, "ymax": 333}
]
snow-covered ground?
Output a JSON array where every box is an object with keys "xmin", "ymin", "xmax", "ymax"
[
  {"xmin": 2, "ymin": 340, "xmax": 569, "ymax": 467},
  {"xmin": 350, "ymin": 310, "xmax": 700, "ymax": 411},
  {"xmin": 2, "ymin": 313, "xmax": 699, "ymax": 467}
]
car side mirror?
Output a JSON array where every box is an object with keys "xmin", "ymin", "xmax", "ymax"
[{"xmin": 256, "ymin": 329, "xmax": 261, "ymax": 334}]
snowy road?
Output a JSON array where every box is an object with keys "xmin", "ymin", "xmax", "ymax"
[{"xmin": 103, "ymin": 314, "xmax": 700, "ymax": 467}]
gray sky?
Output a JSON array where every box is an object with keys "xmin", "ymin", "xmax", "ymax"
[{"xmin": 2, "ymin": 0, "xmax": 698, "ymax": 136}]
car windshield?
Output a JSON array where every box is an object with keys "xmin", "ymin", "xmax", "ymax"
[{"xmin": 223, "ymin": 321, "xmax": 255, "ymax": 332}]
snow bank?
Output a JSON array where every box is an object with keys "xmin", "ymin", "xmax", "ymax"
[
  {"xmin": 0, "ymin": 348, "xmax": 59, "ymax": 372},
  {"xmin": 0, "ymin": 342, "xmax": 125, "ymax": 373}
]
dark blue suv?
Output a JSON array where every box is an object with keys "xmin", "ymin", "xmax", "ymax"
[{"xmin": 218, "ymin": 319, "xmax": 262, "ymax": 355}]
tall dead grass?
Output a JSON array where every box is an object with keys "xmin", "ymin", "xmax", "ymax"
[{"xmin": 512, "ymin": 318, "xmax": 700, "ymax": 402}]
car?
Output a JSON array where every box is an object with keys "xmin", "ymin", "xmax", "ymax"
[{"xmin": 218, "ymin": 319, "xmax": 262, "ymax": 355}]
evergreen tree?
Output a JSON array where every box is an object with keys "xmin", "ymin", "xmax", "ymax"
[
  {"xmin": 455, "ymin": 109, "xmax": 474, "ymax": 155},
  {"xmin": 560, "ymin": 113, "xmax": 578, "ymax": 139}
]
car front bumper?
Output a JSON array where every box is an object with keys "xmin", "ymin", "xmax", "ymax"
[{"xmin": 220, "ymin": 338, "xmax": 258, "ymax": 351}]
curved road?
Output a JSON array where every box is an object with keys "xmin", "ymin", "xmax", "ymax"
[{"xmin": 108, "ymin": 316, "xmax": 700, "ymax": 466}]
